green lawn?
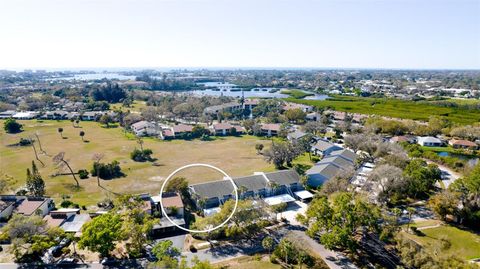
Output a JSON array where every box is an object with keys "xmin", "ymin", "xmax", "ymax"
[
  {"xmin": 214, "ymin": 256, "xmax": 282, "ymax": 269},
  {"xmin": 403, "ymin": 225, "xmax": 480, "ymax": 260},
  {"xmin": 285, "ymin": 95, "xmax": 480, "ymax": 125},
  {"xmin": 0, "ymin": 120, "xmax": 274, "ymax": 207},
  {"xmin": 280, "ymin": 89, "xmax": 314, "ymax": 99}
]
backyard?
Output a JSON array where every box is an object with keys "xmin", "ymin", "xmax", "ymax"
[{"xmin": 0, "ymin": 120, "xmax": 274, "ymax": 207}]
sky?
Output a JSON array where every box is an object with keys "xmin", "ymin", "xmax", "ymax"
[{"xmin": 0, "ymin": 0, "xmax": 479, "ymax": 70}]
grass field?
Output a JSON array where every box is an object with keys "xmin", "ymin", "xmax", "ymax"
[
  {"xmin": 286, "ymin": 95, "xmax": 480, "ymax": 125},
  {"xmin": 0, "ymin": 120, "xmax": 274, "ymax": 207},
  {"xmin": 402, "ymin": 224, "xmax": 480, "ymax": 260}
]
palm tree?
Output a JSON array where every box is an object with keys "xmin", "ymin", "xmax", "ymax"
[
  {"xmin": 70, "ymin": 118, "xmax": 75, "ymax": 127},
  {"xmin": 75, "ymin": 119, "xmax": 80, "ymax": 127},
  {"xmin": 79, "ymin": 131, "xmax": 85, "ymax": 142},
  {"xmin": 58, "ymin": 127, "xmax": 64, "ymax": 138},
  {"xmin": 298, "ymin": 250, "xmax": 307, "ymax": 269}
]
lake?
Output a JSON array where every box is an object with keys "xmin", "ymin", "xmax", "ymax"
[
  {"xmin": 437, "ymin": 151, "xmax": 479, "ymax": 166},
  {"xmin": 195, "ymin": 82, "xmax": 328, "ymax": 99}
]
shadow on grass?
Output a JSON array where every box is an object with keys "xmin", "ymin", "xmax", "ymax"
[{"xmin": 62, "ymin": 183, "xmax": 84, "ymax": 192}]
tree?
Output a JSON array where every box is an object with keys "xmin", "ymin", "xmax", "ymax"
[
  {"xmin": 449, "ymin": 163, "xmax": 480, "ymax": 227},
  {"xmin": 99, "ymin": 114, "xmax": 113, "ymax": 128},
  {"xmin": 403, "ymin": 159, "xmax": 441, "ymax": 198},
  {"xmin": 302, "ymin": 192, "xmax": 381, "ymax": 252},
  {"xmin": 3, "ymin": 118, "xmax": 22, "ymax": 133},
  {"xmin": 367, "ymin": 164, "xmax": 406, "ymax": 203},
  {"xmin": 78, "ymin": 213, "xmax": 123, "ymax": 257},
  {"xmin": 255, "ymin": 143, "xmax": 264, "ymax": 154},
  {"xmin": 116, "ymin": 195, "xmax": 155, "ymax": 258},
  {"xmin": 152, "ymin": 240, "xmax": 180, "ymax": 263},
  {"xmin": 1, "ymin": 214, "xmax": 66, "ymax": 262},
  {"xmin": 79, "ymin": 130, "xmax": 85, "ymax": 141},
  {"xmin": 262, "ymin": 236, "xmax": 275, "ymax": 254},
  {"xmin": 53, "ymin": 152, "xmax": 79, "ymax": 188},
  {"xmin": 25, "ymin": 161, "xmax": 45, "ymax": 197},
  {"xmin": 428, "ymin": 190, "xmax": 459, "ymax": 221},
  {"xmin": 284, "ymin": 108, "xmax": 306, "ymax": 123},
  {"xmin": 165, "ymin": 177, "xmax": 189, "ymax": 197},
  {"xmin": 92, "ymin": 153, "xmax": 104, "ymax": 186},
  {"xmin": 130, "ymin": 148, "xmax": 153, "ymax": 162},
  {"xmin": 57, "ymin": 127, "xmax": 64, "ymax": 138},
  {"xmin": 90, "ymin": 160, "xmax": 123, "ymax": 179},
  {"xmin": 303, "ymin": 121, "xmax": 326, "ymax": 136},
  {"xmin": 406, "ymin": 207, "xmax": 415, "ymax": 231}
]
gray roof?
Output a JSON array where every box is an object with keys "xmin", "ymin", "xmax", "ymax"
[
  {"xmin": 190, "ymin": 180, "xmax": 235, "ymax": 199},
  {"xmin": 287, "ymin": 129, "xmax": 307, "ymax": 140},
  {"xmin": 306, "ymin": 163, "xmax": 342, "ymax": 180},
  {"xmin": 312, "ymin": 140, "xmax": 338, "ymax": 151},
  {"xmin": 233, "ymin": 175, "xmax": 269, "ymax": 192},
  {"xmin": 320, "ymin": 155, "xmax": 354, "ymax": 169},
  {"xmin": 265, "ymin": 170, "xmax": 301, "ymax": 185},
  {"xmin": 328, "ymin": 149, "xmax": 357, "ymax": 162},
  {"xmin": 60, "ymin": 214, "xmax": 91, "ymax": 233}
]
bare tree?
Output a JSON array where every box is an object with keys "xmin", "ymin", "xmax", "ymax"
[
  {"xmin": 136, "ymin": 137, "xmax": 144, "ymax": 151},
  {"xmin": 367, "ymin": 164, "xmax": 406, "ymax": 202},
  {"xmin": 29, "ymin": 136, "xmax": 44, "ymax": 167},
  {"xmin": 92, "ymin": 153, "xmax": 104, "ymax": 187},
  {"xmin": 53, "ymin": 152, "xmax": 79, "ymax": 188},
  {"xmin": 34, "ymin": 132, "xmax": 46, "ymax": 155}
]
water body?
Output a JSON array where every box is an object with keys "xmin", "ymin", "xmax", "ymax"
[
  {"xmin": 195, "ymin": 82, "xmax": 328, "ymax": 100},
  {"xmin": 437, "ymin": 151, "xmax": 479, "ymax": 166}
]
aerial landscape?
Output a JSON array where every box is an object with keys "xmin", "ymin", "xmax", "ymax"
[{"xmin": 0, "ymin": 0, "xmax": 479, "ymax": 268}]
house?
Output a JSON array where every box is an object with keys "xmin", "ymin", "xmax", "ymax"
[
  {"xmin": 449, "ymin": 139, "xmax": 478, "ymax": 150},
  {"xmin": 243, "ymin": 99, "xmax": 260, "ymax": 111},
  {"xmin": 417, "ymin": 136, "xmax": 443, "ymax": 147},
  {"xmin": 311, "ymin": 140, "xmax": 342, "ymax": 156},
  {"xmin": 80, "ymin": 111, "xmax": 103, "ymax": 121},
  {"xmin": 287, "ymin": 129, "xmax": 308, "ymax": 141},
  {"xmin": 260, "ymin": 123, "xmax": 281, "ymax": 136},
  {"xmin": 204, "ymin": 102, "xmax": 242, "ymax": 115},
  {"xmin": 306, "ymin": 149, "xmax": 357, "ymax": 187},
  {"xmin": 12, "ymin": 111, "xmax": 38, "ymax": 120},
  {"xmin": 15, "ymin": 197, "xmax": 54, "ymax": 217},
  {"xmin": 151, "ymin": 193, "xmax": 186, "ymax": 234},
  {"xmin": 391, "ymin": 135, "xmax": 417, "ymax": 144},
  {"xmin": 131, "ymin": 121, "xmax": 159, "ymax": 137},
  {"xmin": 211, "ymin": 123, "xmax": 245, "ymax": 136},
  {"xmin": 0, "ymin": 110, "xmax": 16, "ymax": 119},
  {"xmin": 39, "ymin": 110, "xmax": 70, "ymax": 120},
  {"xmin": 44, "ymin": 208, "xmax": 91, "ymax": 235},
  {"xmin": 282, "ymin": 102, "xmax": 314, "ymax": 113},
  {"xmin": 172, "ymin": 124, "xmax": 194, "ymax": 137},
  {"xmin": 189, "ymin": 170, "xmax": 308, "ymax": 213},
  {"xmin": 306, "ymin": 112, "xmax": 322, "ymax": 121}
]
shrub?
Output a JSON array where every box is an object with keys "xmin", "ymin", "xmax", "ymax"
[
  {"xmin": 18, "ymin": 138, "xmax": 32, "ymax": 146},
  {"xmin": 130, "ymin": 148, "xmax": 153, "ymax": 162},
  {"xmin": 78, "ymin": 169, "xmax": 89, "ymax": 179},
  {"xmin": 91, "ymin": 161, "xmax": 123, "ymax": 179},
  {"xmin": 3, "ymin": 118, "xmax": 22, "ymax": 133}
]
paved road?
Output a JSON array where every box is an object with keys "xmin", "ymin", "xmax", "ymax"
[
  {"xmin": 289, "ymin": 230, "xmax": 358, "ymax": 269},
  {"xmin": 424, "ymin": 159, "xmax": 461, "ymax": 189}
]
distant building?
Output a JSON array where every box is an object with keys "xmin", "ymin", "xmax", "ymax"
[
  {"xmin": 12, "ymin": 111, "xmax": 39, "ymax": 120},
  {"xmin": 417, "ymin": 136, "xmax": 443, "ymax": 147},
  {"xmin": 391, "ymin": 135, "xmax": 417, "ymax": 144},
  {"xmin": 211, "ymin": 123, "xmax": 245, "ymax": 136},
  {"xmin": 203, "ymin": 102, "xmax": 242, "ymax": 115},
  {"xmin": 449, "ymin": 139, "xmax": 478, "ymax": 150},
  {"xmin": 0, "ymin": 110, "xmax": 16, "ymax": 119},
  {"xmin": 260, "ymin": 123, "xmax": 281, "ymax": 136},
  {"xmin": 131, "ymin": 121, "xmax": 160, "ymax": 137},
  {"xmin": 282, "ymin": 102, "xmax": 313, "ymax": 113}
]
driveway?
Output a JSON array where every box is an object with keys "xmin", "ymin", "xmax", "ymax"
[{"xmin": 280, "ymin": 201, "xmax": 307, "ymax": 225}]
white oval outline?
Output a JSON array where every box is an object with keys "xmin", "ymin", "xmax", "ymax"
[{"xmin": 159, "ymin": 163, "xmax": 238, "ymax": 233}]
